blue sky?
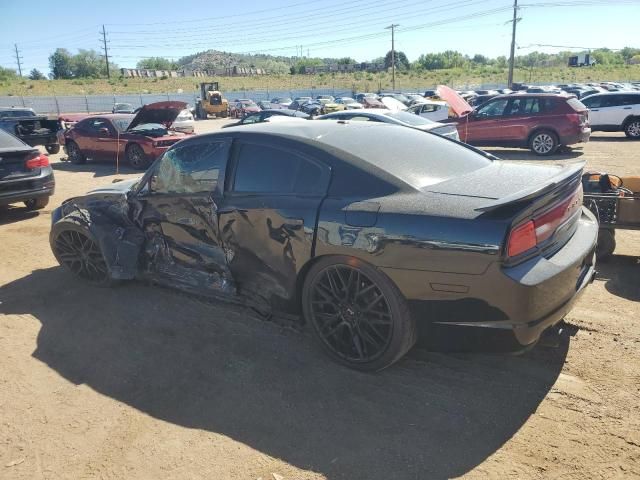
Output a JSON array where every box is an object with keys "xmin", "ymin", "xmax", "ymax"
[{"xmin": 1, "ymin": 0, "xmax": 639, "ymax": 75}]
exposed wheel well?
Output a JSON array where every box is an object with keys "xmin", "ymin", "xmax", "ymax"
[{"xmin": 622, "ymin": 115, "xmax": 640, "ymax": 127}]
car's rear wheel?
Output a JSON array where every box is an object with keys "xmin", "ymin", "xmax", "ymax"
[
  {"xmin": 596, "ymin": 228, "xmax": 616, "ymax": 261},
  {"xmin": 530, "ymin": 130, "xmax": 558, "ymax": 156},
  {"xmin": 51, "ymin": 222, "xmax": 113, "ymax": 286},
  {"xmin": 45, "ymin": 144, "xmax": 60, "ymax": 154},
  {"xmin": 66, "ymin": 140, "xmax": 86, "ymax": 164},
  {"xmin": 624, "ymin": 118, "xmax": 640, "ymax": 139},
  {"xmin": 302, "ymin": 256, "xmax": 416, "ymax": 371},
  {"xmin": 24, "ymin": 197, "xmax": 49, "ymax": 210},
  {"xmin": 126, "ymin": 143, "xmax": 149, "ymax": 170}
]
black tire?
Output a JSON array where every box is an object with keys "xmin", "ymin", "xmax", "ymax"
[
  {"xmin": 45, "ymin": 144, "xmax": 61, "ymax": 154},
  {"xmin": 24, "ymin": 197, "xmax": 49, "ymax": 210},
  {"xmin": 596, "ymin": 228, "xmax": 616, "ymax": 261},
  {"xmin": 221, "ymin": 109, "xmax": 228, "ymax": 118},
  {"xmin": 623, "ymin": 118, "xmax": 640, "ymax": 139},
  {"xmin": 50, "ymin": 217, "xmax": 116, "ymax": 287},
  {"xmin": 529, "ymin": 130, "xmax": 558, "ymax": 156},
  {"xmin": 302, "ymin": 255, "xmax": 417, "ymax": 371},
  {"xmin": 126, "ymin": 143, "xmax": 149, "ymax": 170},
  {"xmin": 66, "ymin": 140, "xmax": 86, "ymax": 164}
]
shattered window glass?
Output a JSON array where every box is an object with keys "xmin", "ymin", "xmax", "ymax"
[{"xmin": 153, "ymin": 142, "xmax": 227, "ymax": 194}]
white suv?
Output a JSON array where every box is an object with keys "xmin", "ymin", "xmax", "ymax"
[{"xmin": 581, "ymin": 92, "xmax": 640, "ymax": 138}]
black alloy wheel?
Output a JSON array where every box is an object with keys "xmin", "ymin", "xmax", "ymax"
[
  {"xmin": 66, "ymin": 141, "xmax": 86, "ymax": 164},
  {"xmin": 303, "ymin": 257, "xmax": 416, "ymax": 371},
  {"xmin": 53, "ymin": 229, "xmax": 109, "ymax": 284},
  {"xmin": 126, "ymin": 143, "xmax": 148, "ymax": 170}
]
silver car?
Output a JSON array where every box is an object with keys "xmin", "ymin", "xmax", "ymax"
[{"xmin": 317, "ymin": 109, "xmax": 459, "ymax": 141}]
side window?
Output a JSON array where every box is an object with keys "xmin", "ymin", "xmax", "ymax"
[
  {"xmin": 233, "ymin": 143, "xmax": 327, "ymax": 195},
  {"xmin": 602, "ymin": 95, "xmax": 622, "ymax": 108},
  {"xmin": 476, "ymin": 99, "xmax": 508, "ymax": 117},
  {"xmin": 582, "ymin": 96, "xmax": 602, "ymax": 108},
  {"xmin": 421, "ymin": 104, "xmax": 438, "ymax": 113},
  {"xmin": 621, "ymin": 95, "xmax": 640, "ymax": 106},
  {"xmin": 86, "ymin": 119, "xmax": 111, "ymax": 132},
  {"xmin": 153, "ymin": 141, "xmax": 229, "ymax": 195}
]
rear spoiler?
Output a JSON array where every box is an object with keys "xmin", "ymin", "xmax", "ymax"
[{"xmin": 475, "ymin": 162, "xmax": 585, "ymax": 212}]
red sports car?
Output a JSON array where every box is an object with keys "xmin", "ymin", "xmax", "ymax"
[
  {"xmin": 229, "ymin": 99, "xmax": 260, "ymax": 118},
  {"xmin": 63, "ymin": 101, "xmax": 189, "ymax": 169}
]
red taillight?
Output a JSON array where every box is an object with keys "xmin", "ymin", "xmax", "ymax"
[
  {"xmin": 507, "ymin": 185, "xmax": 583, "ymax": 258},
  {"xmin": 508, "ymin": 220, "xmax": 537, "ymax": 257},
  {"xmin": 25, "ymin": 153, "xmax": 50, "ymax": 170}
]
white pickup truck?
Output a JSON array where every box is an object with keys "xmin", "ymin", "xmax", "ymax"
[{"xmin": 581, "ymin": 92, "xmax": 640, "ymax": 138}]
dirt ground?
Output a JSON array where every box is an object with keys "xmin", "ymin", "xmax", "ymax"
[{"xmin": 1, "ymin": 121, "xmax": 639, "ymax": 480}]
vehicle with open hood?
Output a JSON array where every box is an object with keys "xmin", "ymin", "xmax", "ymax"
[
  {"xmin": 63, "ymin": 101, "xmax": 189, "ymax": 169},
  {"xmin": 437, "ymin": 86, "xmax": 591, "ymax": 155},
  {"xmin": 49, "ymin": 120, "xmax": 597, "ymax": 371}
]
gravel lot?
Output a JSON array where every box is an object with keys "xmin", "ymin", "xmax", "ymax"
[{"xmin": 1, "ymin": 120, "xmax": 639, "ymax": 479}]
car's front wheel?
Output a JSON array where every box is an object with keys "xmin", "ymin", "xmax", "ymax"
[
  {"xmin": 624, "ymin": 118, "xmax": 640, "ymax": 139},
  {"xmin": 66, "ymin": 140, "xmax": 86, "ymax": 164},
  {"xmin": 530, "ymin": 130, "xmax": 558, "ymax": 156},
  {"xmin": 126, "ymin": 143, "xmax": 149, "ymax": 170},
  {"xmin": 302, "ymin": 256, "xmax": 416, "ymax": 371},
  {"xmin": 51, "ymin": 219, "xmax": 114, "ymax": 286}
]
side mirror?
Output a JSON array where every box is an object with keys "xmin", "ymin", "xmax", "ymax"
[
  {"xmin": 98, "ymin": 127, "xmax": 110, "ymax": 136},
  {"xmin": 149, "ymin": 174, "xmax": 159, "ymax": 193}
]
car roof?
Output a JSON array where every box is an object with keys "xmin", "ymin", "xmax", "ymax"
[
  {"xmin": 85, "ymin": 114, "xmax": 134, "ymax": 120},
  {"xmin": 583, "ymin": 91, "xmax": 640, "ymax": 96}
]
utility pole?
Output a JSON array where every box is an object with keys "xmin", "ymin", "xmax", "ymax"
[
  {"xmin": 386, "ymin": 24, "xmax": 399, "ymax": 90},
  {"xmin": 14, "ymin": 44, "xmax": 23, "ymax": 77},
  {"xmin": 507, "ymin": 0, "xmax": 519, "ymax": 88},
  {"xmin": 101, "ymin": 24, "xmax": 110, "ymax": 79}
]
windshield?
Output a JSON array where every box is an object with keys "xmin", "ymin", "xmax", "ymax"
[
  {"xmin": 112, "ymin": 118, "xmax": 133, "ymax": 132},
  {"xmin": 0, "ymin": 128, "xmax": 27, "ymax": 147},
  {"xmin": 241, "ymin": 101, "xmax": 257, "ymax": 107},
  {"xmin": 128, "ymin": 122, "xmax": 167, "ymax": 134},
  {"xmin": 114, "ymin": 103, "xmax": 131, "ymax": 109},
  {"xmin": 385, "ymin": 111, "xmax": 435, "ymax": 126},
  {"xmin": 342, "ymin": 98, "xmax": 356, "ymax": 104}
]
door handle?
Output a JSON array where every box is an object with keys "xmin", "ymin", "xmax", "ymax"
[
  {"xmin": 591, "ymin": 109, "xmax": 599, "ymax": 112},
  {"xmin": 623, "ymin": 107, "xmax": 632, "ymax": 110}
]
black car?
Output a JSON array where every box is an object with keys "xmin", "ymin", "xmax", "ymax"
[
  {"xmin": 0, "ymin": 129, "xmax": 55, "ymax": 210},
  {"xmin": 221, "ymin": 109, "xmax": 309, "ymax": 128},
  {"xmin": 0, "ymin": 107, "xmax": 61, "ymax": 154},
  {"xmin": 49, "ymin": 121, "xmax": 597, "ymax": 371}
]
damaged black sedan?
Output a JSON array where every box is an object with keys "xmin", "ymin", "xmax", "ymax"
[{"xmin": 50, "ymin": 121, "xmax": 597, "ymax": 371}]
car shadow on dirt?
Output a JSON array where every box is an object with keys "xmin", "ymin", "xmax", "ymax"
[
  {"xmin": 0, "ymin": 206, "xmax": 41, "ymax": 225},
  {"xmin": 595, "ymin": 255, "xmax": 640, "ymax": 302},
  {"xmin": 52, "ymin": 159, "xmax": 141, "ymax": 178},
  {"xmin": 0, "ymin": 267, "xmax": 570, "ymax": 480},
  {"xmin": 588, "ymin": 136, "xmax": 631, "ymax": 143}
]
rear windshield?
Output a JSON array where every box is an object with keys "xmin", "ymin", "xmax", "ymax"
[
  {"xmin": 566, "ymin": 97, "xmax": 587, "ymax": 112},
  {"xmin": 0, "ymin": 109, "xmax": 35, "ymax": 118},
  {"xmin": 318, "ymin": 123, "xmax": 491, "ymax": 190},
  {"xmin": 0, "ymin": 128, "xmax": 27, "ymax": 148}
]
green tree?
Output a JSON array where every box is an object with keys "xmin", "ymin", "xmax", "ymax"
[
  {"xmin": 28, "ymin": 68, "xmax": 45, "ymax": 80},
  {"xmin": 471, "ymin": 54, "xmax": 488, "ymax": 65},
  {"xmin": 384, "ymin": 50, "xmax": 410, "ymax": 70},
  {"xmin": 136, "ymin": 57, "xmax": 177, "ymax": 70},
  {"xmin": 0, "ymin": 66, "xmax": 18, "ymax": 81},
  {"xmin": 49, "ymin": 48, "xmax": 74, "ymax": 79},
  {"xmin": 337, "ymin": 57, "xmax": 356, "ymax": 65},
  {"xmin": 73, "ymin": 49, "xmax": 104, "ymax": 78}
]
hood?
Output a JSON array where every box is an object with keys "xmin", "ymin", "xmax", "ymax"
[
  {"xmin": 380, "ymin": 97, "xmax": 407, "ymax": 111},
  {"xmin": 87, "ymin": 178, "xmax": 140, "ymax": 195},
  {"xmin": 126, "ymin": 101, "xmax": 187, "ymax": 132},
  {"xmin": 436, "ymin": 85, "xmax": 473, "ymax": 117}
]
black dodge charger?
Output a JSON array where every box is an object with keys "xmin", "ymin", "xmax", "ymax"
[{"xmin": 50, "ymin": 121, "xmax": 597, "ymax": 370}]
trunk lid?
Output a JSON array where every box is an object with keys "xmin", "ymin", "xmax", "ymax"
[
  {"xmin": 425, "ymin": 161, "xmax": 585, "ymax": 259},
  {"xmin": 0, "ymin": 146, "xmax": 41, "ymax": 181},
  {"xmin": 126, "ymin": 101, "xmax": 187, "ymax": 132}
]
